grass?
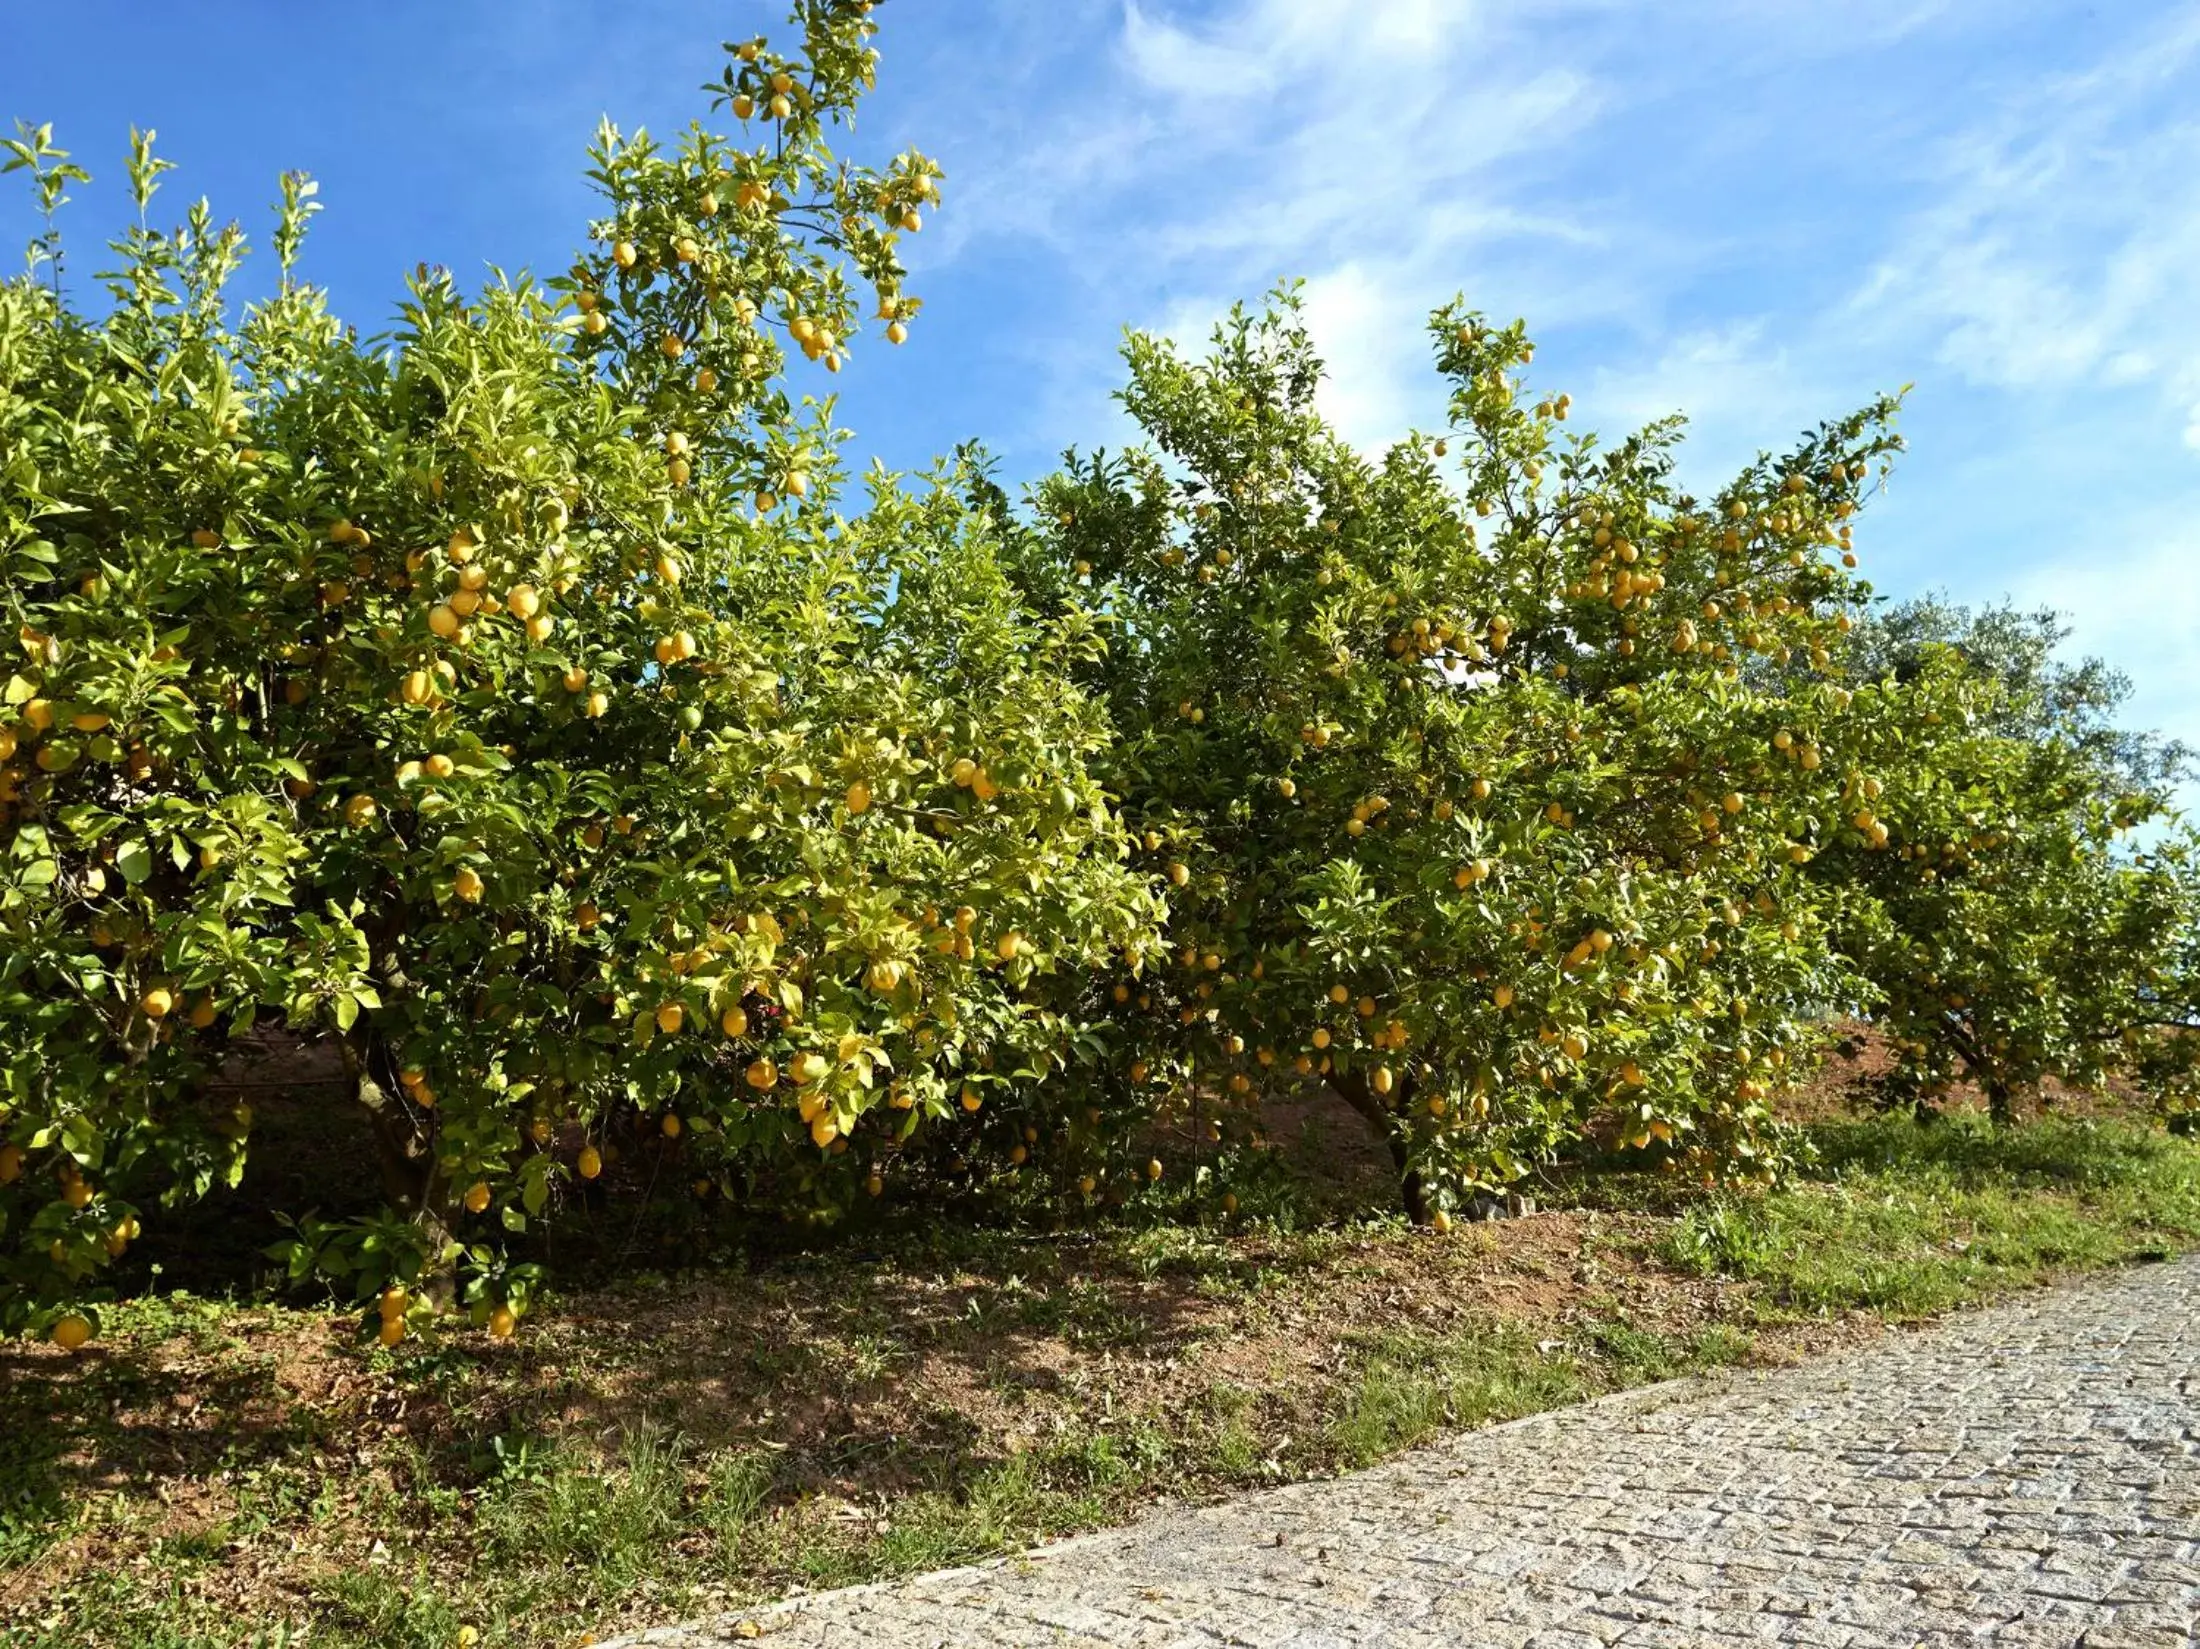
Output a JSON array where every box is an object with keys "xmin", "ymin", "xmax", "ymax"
[
  {"xmin": 1662, "ymin": 1113, "xmax": 2200, "ymax": 1317},
  {"xmin": 4, "ymin": 1109, "xmax": 2195, "ymax": 1649}
]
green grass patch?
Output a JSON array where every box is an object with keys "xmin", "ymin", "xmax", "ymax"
[
  {"xmin": 1664, "ymin": 1114, "xmax": 2200, "ymax": 1317},
  {"xmin": 1326, "ymin": 1324, "xmax": 1590, "ymax": 1466}
]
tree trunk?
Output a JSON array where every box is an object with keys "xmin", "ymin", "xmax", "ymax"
[
  {"xmin": 341, "ymin": 1033, "xmax": 452, "ymax": 1241},
  {"xmin": 1946, "ymin": 1017, "xmax": 2017, "ymax": 1128},
  {"xmin": 1329, "ymin": 1068, "xmax": 1431, "ymax": 1224}
]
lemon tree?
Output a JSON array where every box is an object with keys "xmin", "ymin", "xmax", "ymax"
[
  {"xmin": 1810, "ymin": 602, "xmax": 2200, "ymax": 1124},
  {"xmin": 1014, "ymin": 289, "xmax": 1909, "ymax": 1221},
  {"xmin": 0, "ymin": 1, "xmax": 1156, "ymax": 1346}
]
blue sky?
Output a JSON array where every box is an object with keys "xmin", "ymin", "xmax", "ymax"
[{"xmin": 8, "ymin": 0, "xmax": 2199, "ymax": 758}]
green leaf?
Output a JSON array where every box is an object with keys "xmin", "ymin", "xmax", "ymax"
[{"xmin": 116, "ymin": 840, "xmax": 152, "ymax": 885}]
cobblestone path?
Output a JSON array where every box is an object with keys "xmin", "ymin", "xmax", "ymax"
[{"xmin": 616, "ymin": 1255, "xmax": 2200, "ymax": 1648}]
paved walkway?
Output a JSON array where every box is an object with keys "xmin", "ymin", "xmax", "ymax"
[{"xmin": 616, "ymin": 1257, "xmax": 2200, "ymax": 1648}]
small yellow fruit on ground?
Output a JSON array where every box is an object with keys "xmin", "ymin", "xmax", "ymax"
[
  {"xmin": 488, "ymin": 1307, "xmax": 517, "ymax": 1339},
  {"xmin": 577, "ymin": 1146, "xmax": 603, "ymax": 1180},
  {"xmin": 1431, "ymin": 1209, "xmax": 1454, "ymax": 1235},
  {"xmin": 51, "ymin": 1314, "xmax": 93, "ymax": 1352}
]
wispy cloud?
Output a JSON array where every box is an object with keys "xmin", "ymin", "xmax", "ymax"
[
  {"xmin": 350, "ymin": 0, "xmax": 2200, "ymax": 759},
  {"xmin": 1848, "ymin": 7, "xmax": 2200, "ymax": 433}
]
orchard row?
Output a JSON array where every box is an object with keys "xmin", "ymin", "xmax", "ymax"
[{"xmin": 5, "ymin": 1, "xmax": 2194, "ymax": 1349}]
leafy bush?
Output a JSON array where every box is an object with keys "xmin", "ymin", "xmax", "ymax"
[
  {"xmin": 0, "ymin": 1, "xmax": 1156, "ymax": 1342},
  {"xmin": 1011, "ymin": 291, "xmax": 1910, "ymax": 1219},
  {"xmin": 1809, "ymin": 601, "xmax": 2200, "ymax": 1123}
]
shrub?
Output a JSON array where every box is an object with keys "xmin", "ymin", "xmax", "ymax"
[
  {"xmin": 1009, "ymin": 289, "xmax": 1911, "ymax": 1219},
  {"xmin": 0, "ymin": 1, "xmax": 1157, "ymax": 1343},
  {"xmin": 1809, "ymin": 602, "xmax": 2200, "ymax": 1124}
]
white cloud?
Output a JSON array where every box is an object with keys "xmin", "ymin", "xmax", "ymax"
[
  {"xmin": 962, "ymin": 0, "xmax": 1605, "ymax": 450},
  {"xmin": 1296, "ymin": 262, "xmax": 1443, "ymax": 451},
  {"xmin": 1119, "ymin": 0, "xmax": 1462, "ymax": 101},
  {"xmin": 1847, "ymin": 8, "xmax": 2200, "ymax": 428}
]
